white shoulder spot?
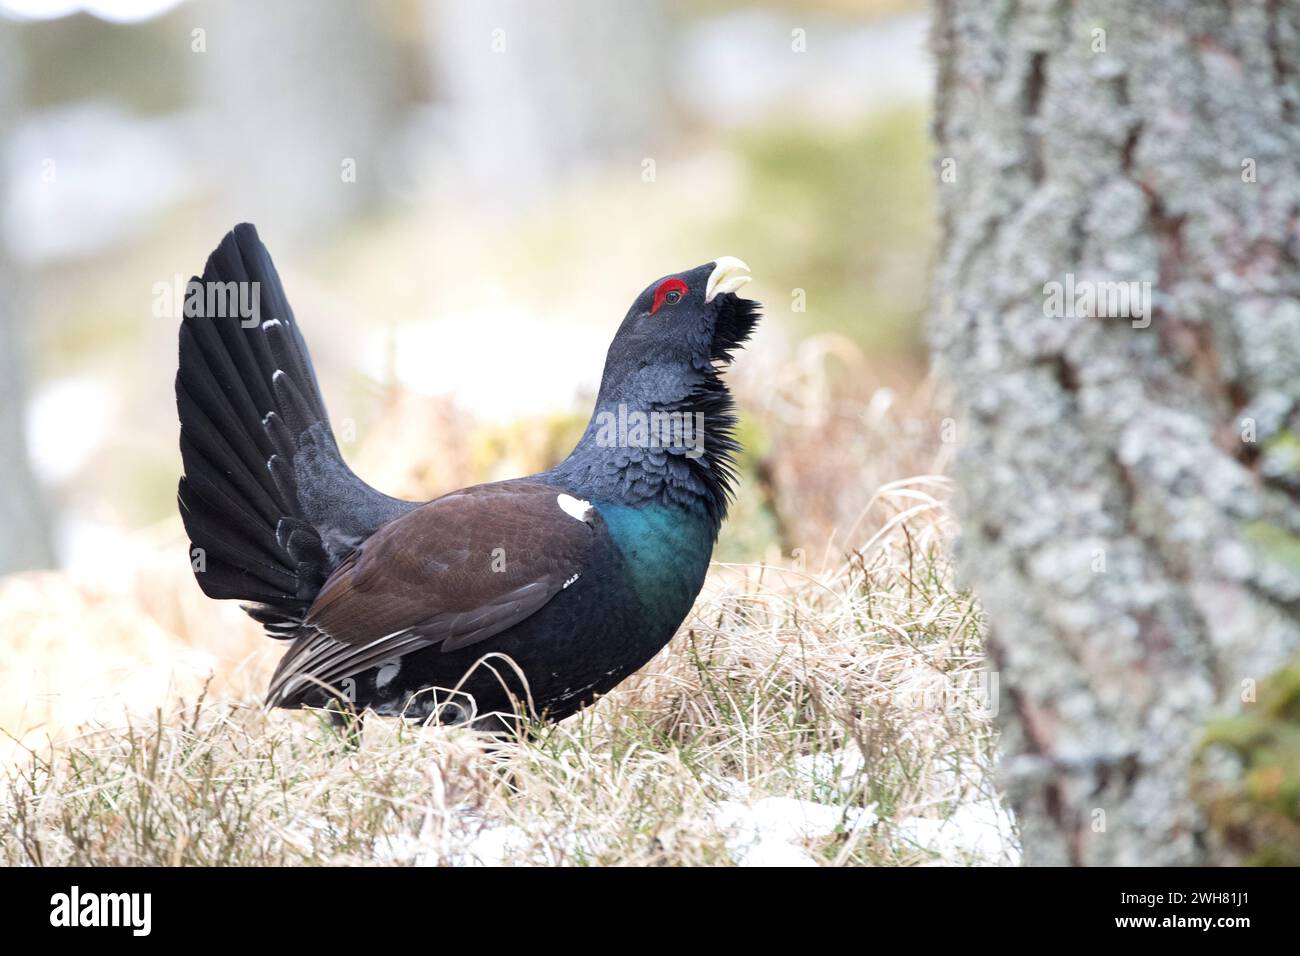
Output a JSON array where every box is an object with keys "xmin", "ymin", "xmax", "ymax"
[
  {"xmin": 556, "ymin": 493, "xmax": 593, "ymax": 522},
  {"xmin": 375, "ymin": 659, "xmax": 402, "ymax": 689}
]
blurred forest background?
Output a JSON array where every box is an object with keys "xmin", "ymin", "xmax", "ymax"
[{"xmin": 0, "ymin": 0, "xmax": 943, "ymax": 756}]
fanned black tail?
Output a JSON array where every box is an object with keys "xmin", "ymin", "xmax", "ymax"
[{"xmin": 176, "ymin": 224, "xmax": 415, "ymax": 635}]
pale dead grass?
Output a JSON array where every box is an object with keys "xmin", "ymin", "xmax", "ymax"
[{"xmin": 1, "ymin": 477, "xmax": 1012, "ymax": 867}]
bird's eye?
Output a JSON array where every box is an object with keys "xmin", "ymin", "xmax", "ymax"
[{"xmin": 650, "ymin": 278, "xmax": 689, "ymax": 314}]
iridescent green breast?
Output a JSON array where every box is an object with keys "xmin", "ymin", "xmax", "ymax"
[{"xmin": 593, "ymin": 501, "xmax": 714, "ymax": 619}]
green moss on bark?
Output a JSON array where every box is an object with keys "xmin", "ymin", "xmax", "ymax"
[{"xmin": 1196, "ymin": 657, "xmax": 1300, "ymax": 866}]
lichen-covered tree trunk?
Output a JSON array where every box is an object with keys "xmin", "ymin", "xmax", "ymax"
[{"xmin": 929, "ymin": 0, "xmax": 1300, "ymax": 864}]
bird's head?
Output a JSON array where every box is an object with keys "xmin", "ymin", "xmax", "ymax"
[
  {"xmin": 595, "ymin": 257, "xmax": 761, "ymax": 408},
  {"xmin": 552, "ymin": 258, "xmax": 760, "ymax": 525}
]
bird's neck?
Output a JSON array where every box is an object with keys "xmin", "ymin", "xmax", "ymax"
[{"xmin": 542, "ymin": 379, "xmax": 743, "ymax": 538}]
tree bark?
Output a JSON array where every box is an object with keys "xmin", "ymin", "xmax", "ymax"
[{"xmin": 929, "ymin": 0, "xmax": 1300, "ymax": 864}]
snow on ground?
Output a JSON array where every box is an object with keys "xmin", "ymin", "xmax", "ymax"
[
  {"xmin": 369, "ymin": 747, "xmax": 1020, "ymax": 867},
  {"xmin": 793, "ymin": 748, "xmax": 868, "ymax": 799},
  {"xmin": 894, "ymin": 800, "xmax": 1020, "ymax": 866},
  {"xmin": 710, "ymin": 749, "xmax": 1019, "ymax": 866},
  {"xmin": 713, "ymin": 795, "xmax": 874, "ymax": 867}
]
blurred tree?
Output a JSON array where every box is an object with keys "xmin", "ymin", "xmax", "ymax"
[
  {"xmin": 424, "ymin": 0, "xmax": 672, "ymax": 207},
  {"xmin": 0, "ymin": 25, "xmax": 55, "ymax": 574},
  {"xmin": 930, "ymin": 0, "xmax": 1300, "ymax": 864},
  {"xmin": 191, "ymin": 0, "xmax": 402, "ymax": 242}
]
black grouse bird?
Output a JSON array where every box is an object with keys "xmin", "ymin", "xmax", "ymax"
[{"xmin": 177, "ymin": 224, "xmax": 759, "ymax": 731}]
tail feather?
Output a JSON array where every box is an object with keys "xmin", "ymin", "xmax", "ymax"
[
  {"xmin": 176, "ymin": 223, "xmax": 417, "ymax": 634},
  {"xmin": 176, "ymin": 377, "xmax": 283, "ymax": 526}
]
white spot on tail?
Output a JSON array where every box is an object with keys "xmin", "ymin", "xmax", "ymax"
[{"xmin": 556, "ymin": 493, "xmax": 592, "ymax": 522}]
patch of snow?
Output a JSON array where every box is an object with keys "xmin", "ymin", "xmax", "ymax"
[
  {"xmin": 713, "ymin": 795, "xmax": 874, "ymax": 867},
  {"xmin": 375, "ymin": 812, "xmax": 536, "ymax": 867},
  {"xmin": 792, "ymin": 748, "xmax": 867, "ymax": 799},
  {"xmin": 739, "ymin": 839, "xmax": 819, "ymax": 868},
  {"xmin": 455, "ymin": 822, "xmax": 533, "ymax": 867},
  {"xmin": 894, "ymin": 800, "xmax": 1020, "ymax": 866}
]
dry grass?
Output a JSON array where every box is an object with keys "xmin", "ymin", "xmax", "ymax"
[{"xmin": 0, "ymin": 477, "xmax": 1014, "ymax": 867}]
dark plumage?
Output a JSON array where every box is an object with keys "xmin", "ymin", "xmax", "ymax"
[{"xmin": 177, "ymin": 224, "xmax": 759, "ymax": 732}]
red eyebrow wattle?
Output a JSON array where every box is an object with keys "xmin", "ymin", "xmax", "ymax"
[{"xmin": 650, "ymin": 278, "xmax": 689, "ymax": 314}]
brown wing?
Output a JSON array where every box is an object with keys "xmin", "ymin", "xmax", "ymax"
[{"xmin": 265, "ymin": 480, "xmax": 599, "ymax": 706}]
